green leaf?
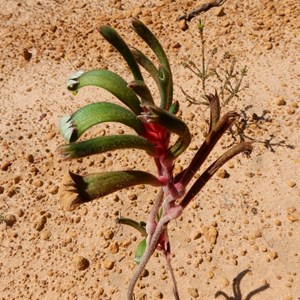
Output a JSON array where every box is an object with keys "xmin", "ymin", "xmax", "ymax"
[
  {"xmin": 60, "ymin": 102, "xmax": 145, "ymax": 142},
  {"xmin": 58, "ymin": 135, "xmax": 156, "ymax": 159},
  {"xmin": 68, "ymin": 170, "xmax": 164, "ymax": 202},
  {"xmin": 99, "ymin": 25, "xmax": 143, "ymax": 82},
  {"xmin": 67, "ymin": 69, "xmax": 141, "ymax": 115},
  {"xmin": 116, "ymin": 217, "xmax": 147, "ymax": 237},
  {"xmin": 134, "ymin": 239, "xmax": 147, "ymax": 264}
]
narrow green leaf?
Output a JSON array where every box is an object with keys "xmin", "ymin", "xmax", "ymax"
[
  {"xmin": 67, "ymin": 69, "xmax": 141, "ymax": 115},
  {"xmin": 58, "ymin": 135, "xmax": 156, "ymax": 159},
  {"xmin": 59, "ymin": 102, "xmax": 145, "ymax": 142},
  {"xmin": 68, "ymin": 170, "xmax": 164, "ymax": 202},
  {"xmin": 99, "ymin": 26, "xmax": 143, "ymax": 82},
  {"xmin": 116, "ymin": 218, "xmax": 147, "ymax": 237},
  {"xmin": 134, "ymin": 239, "xmax": 147, "ymax": 264}
]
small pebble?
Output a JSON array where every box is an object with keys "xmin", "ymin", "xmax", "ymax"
[
  {"xmin": 287, "ymin": 207, "xmax": 296, "ymax": 213},
  {"xmin": 268, "ymin": 250, "xmax": 278, "ymax": 260},
  {"xmin": 152, "ymin": 290, "xmax": 163, "ymax": 299},
  {"xmin": 33, "ymin": 216, "xmax": 47, "ymax": 231},
  {"xmin": 221, "ymin": 277, "xmax": 230, "ymax": 287},
  {"xmin": 286, "ymin": 107, "xmax": 295, "ymax": 115},
  {"xmin": 103, "ymin": 259, "xmax": 114, "ymax": 270},
  {"xmin": 217, "ymin": 169, "xmax": 229, "ymax": 179},
  {"xmin": 49, "ymin": 185, "xmax": 59, "ymax": 195},
  {"xmin": 23, "ymin": 48, "xmax": 32, "ymax": 61},
  {"xmin": 40, "ymin": 230, "xmax": 51, "ymax": 240},
  {"xmin": 275, "ymin": 96, "xmax": 286, "ymax": 106},
  {"xmin": 265, "ymin": 42, "xmax": 273, "ymax": 50},
  {"xmin": 215, "ymin": 7, "xmax": 225, "ymax": 16},
  {"xmin": 103, "ymin": 229, "xmax": 114, "ymax": 240},
  {"xmin": 7, "ymin": 188, "xmax": 16, "ymax": 198},
  {"xmin": 190, "ymin": 230, "xmax": 201, "ymax": 240},
  {"xmin": 202, "ymin": 225, "xmax": 218, "ymax": 245},
  {"xmin": 275, "ymin": 219, "xmax": 282, "ymax": 226},
  {"xmin": 178, "ymin": 19, "xmax": 188, "ymax": 31},
  {"xmin": 187, "ymin": 287, "xmax": 199, "ymax": 298},
  {"xmin": 287, "ymin": 180, "xmax": 296, "ymax": 187},
  {"xmin": 17, "ymin": 208, "xmax": 24, "ymax": 217},
  {"xmin": 72, "ymin": 255, "xmax": 89, "ymax": 270},
  {"xmin": 32, "ymin": 179, "xmax": 43, "ymax": 188},
  {"xmin": 287, "ymin": 213, "xmax": 299, "ymax": 222},
  {"xmin": 1, "ymin": 160, "xmax": 12, "ymax": 171},
  {"xmin": 128, "ymin": 193, "xmax": 137, "ymax": 200},
  {"xmin": 109, "ymin": 241, "xmax": 119, "ymax": 254},
  {"xmin": 208, "ymin": 270, "xmax": 214, "ymax": 279},
  {"xmin": 26, "ymin": 154, "xmax": 34, "ymax": 163},
  {"xmin": 4, "ymin": 214, "xmax": 17, "ymax": 226}
]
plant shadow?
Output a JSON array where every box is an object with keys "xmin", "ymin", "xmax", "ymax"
[
  {"xmin": 215, "ymin": 269, "xmax": 270, "ymax": 300},
  {"xmin": 227, "ymin": 106, "xmax": 295, "ymax": 152}
]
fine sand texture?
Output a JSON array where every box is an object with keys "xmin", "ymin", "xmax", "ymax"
[{"xmin": 0, "ymin": 0, "xmax": 299, "ymax": 299}]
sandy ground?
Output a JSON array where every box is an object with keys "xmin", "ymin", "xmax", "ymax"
[{"xmin": 0, "ymin": 0, "xmax": 300, "ymax": 299}]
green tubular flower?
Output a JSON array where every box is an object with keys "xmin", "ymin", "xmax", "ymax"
[
  {"xmin": 130, "ymin": 47, "xmax": 159, "ymax": 85},
  {"xmin": 99, "ymin": 25, "xmax": 143, "ymax": 82},
  {"xmin": 131, "ymin": 18, "xmax": 173, "ymax": 109},
  {"xmin": 66, "ymin": 69, "xmax": 141, "ymax": 115},
  {"xmin": 58, "ymin": 135, "xmax": 156, "ymax": 159},
  {"xmin": 131, "ymin": 48, "xmax": 173, "ymax": 110},
  {"xmin": 158, "ymin": 65, "xmax": 172, "ymax": 110},
  {"xmin": 131, "ymin": 18, "xmax": 171, "ymax": 77},
  {"xmin": 168, "ymin": 100, "xmax": 180, "ymax": 115},
  {"xmin": 131, "ymin": 48, "xmax": 165, "ymax": 106},
  {"xmin": 59, "ymin": 102, "xmax": 145, "ymax": 142},
  {"xmin": 68, "ymin": 170, "xmax": 165, "ymax": 202},
  {"xmin": 127, "ymin": 80, "xmax": 155, "ymax": 105}
]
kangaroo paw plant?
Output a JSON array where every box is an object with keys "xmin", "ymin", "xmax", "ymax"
[{"xmin": 58, "ymin": 18, "xmax": 253, "ymax": 300}]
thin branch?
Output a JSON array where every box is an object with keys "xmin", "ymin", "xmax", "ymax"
[
  {"xmin": 175, "ymin": 111, "xmax": 239, "ymax": 187},
  {"xmin": 177, "ymin": 0, "xmax": 228, "ymax": 22},
  {"xmin": 179, "ymin": 142, "xmax": 252, "ymax": 209}
]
